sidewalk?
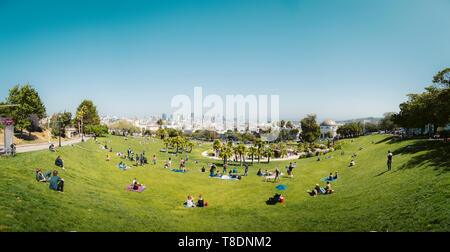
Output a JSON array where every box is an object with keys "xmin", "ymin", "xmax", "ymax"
[{"xmin": 0, "ymin": 137, "xmax": 91, "ymax": 154}]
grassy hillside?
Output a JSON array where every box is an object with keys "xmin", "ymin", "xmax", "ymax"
[{"xmin": 0, "ymin": 134, "xmax": 448, "ymax": 232}]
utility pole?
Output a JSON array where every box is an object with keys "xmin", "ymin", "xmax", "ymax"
[{"xmin": 58, "ymin": 114, "xmax": 62, "ymax": 147}]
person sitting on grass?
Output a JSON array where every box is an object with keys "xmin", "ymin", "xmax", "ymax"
[
  {"xmin": 257, "ymin": 168, "xmax": 262, "ymax": 176},
  {"xmin": 327, "ymin": 173, "xmax": 334, "ymax": 181},
  {"xmin": 333, "ymin": 171, "xmax": 339, "ymax": 180},
  {"xmin": 349, "ymin": 160, "xmax": 356, "ymax": 167},
  {"xmin": 36, "ymin": 169, "xmax": 51, "ymax": 182},
  {"xmin": 197, "ymin": 194, "xmax": 206, "ymax": 208},
  {"xmin": 106, "ymin": 155, "xmax": 110, "ymax": 161},
  {"xmin": 184, "ymin": 194, "xmax": 196, "ymax": 208},
  {"xmin": 132, "ymin": 178, "xmax": 142, "ymax": 190},
  {"xmin": 135, "ymin": 155, "xmax": 140, "ymax": 166},
  {"xmin": 325, "ymin": 182, "xmax": 334, "ymax": 194},
  {"xmin": 48, "ymin": 170, "xmax": 64, "ymax": 193},
  {"xmin": 55, "ymin": 156, "xmax": 65, "ymax": 169},
  {"xmin": 210, "ymin": 165, "xmax": 217, "ymax": 177},
  {"xmin": 49, "ymin": 144, "xmax": 57, "ymax": 152}
]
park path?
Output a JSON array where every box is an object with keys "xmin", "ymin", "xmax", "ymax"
[{"xmin": 0, "ymin": 137, "xmax": 91, "ymax": 154}]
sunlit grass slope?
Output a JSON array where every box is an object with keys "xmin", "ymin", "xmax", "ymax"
[{"xmin": 0, "ymin": 134, "xmax": 448, "ymax": 232}]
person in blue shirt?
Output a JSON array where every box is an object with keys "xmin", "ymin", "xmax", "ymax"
[
  {"xmin": 36, "ymin": 169, "xmax": 51, "ymax": 182},
  {"xmin": 54, "ymin": 156, "xmax": 64, "ymax": 169},
  {"xmin": 48, "ymin": 170, "xmax": 64, "ymax": 193}
]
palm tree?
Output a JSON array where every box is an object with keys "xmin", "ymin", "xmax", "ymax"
[
  {"xmin": 219, "ymin": 146, "xmax": 233, "ymax": 165},
  {"xmin": 248, "ymin": 146, "xmax": 258, "ymax": 164},
  {"xmin": 255, "ymin": 138, "xmax": 263, "ymax": 163},
  {"xmin": 263, "ymin": 147, "xmax": 275, "ymax": 164},
  {"xmin": 233, "ymin": 145, "xmax": 240, "ymax": 163},
  {"xmin": 236, "ymin": 144, "xmax": 248, "ymax": 166},
  {"xmin": 163, "ymin": 138, "xmax": 170, "ymax": 153},
  {"xmin": 213, "ymin": 139, "xmax": 223, "ymax": 156},
  {"xmin": 171, "ymin": 136, "xmax": 184, "ymax": 154}
]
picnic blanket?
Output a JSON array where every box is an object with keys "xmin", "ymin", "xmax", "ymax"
[
  {"xmin": 321, "ymin": 177, "xmax": 338, "ymax": 182},
  {"xmin": 125, "ymin": 185, "xmax": 147, "ymax": 193},
  {"xmin": 172, "ymin": 169, "xmax": 188, "ymax": 173},
  {"xmin": 116, "ymin": 165, "xmax": 132, "ymax": 171},
  {"xmin": 210, "ymin": 175, "xmax": 239, "ymax": 181},
  {"xmin": 276, "ymin": 185, "xmax": 287, "ymax": 190}
]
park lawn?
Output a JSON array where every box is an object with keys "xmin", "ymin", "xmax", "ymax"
[{"xmin": 0, "ymin": 134, "xmax": 448, "ymax": 232}]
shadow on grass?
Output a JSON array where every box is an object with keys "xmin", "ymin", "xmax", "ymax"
[
  {"xmin": 375, "ymin": 136, "xmax": 394, "ymax": 144},
  {"xmin": 391, "ymin": 140, "xmax": 450, "ymax": 175},
  {"xmin": 15, "ymin": 134, "xmax": 38, "ymax": 141}
]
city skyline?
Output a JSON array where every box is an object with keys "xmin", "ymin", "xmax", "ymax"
[{"xmin": 1, "ymin": 0, "xmax": 449, "ymax": 121}]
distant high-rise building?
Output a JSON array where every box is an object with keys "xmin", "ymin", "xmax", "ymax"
[{"xmin": 162, "ymin": 113, "xmax": 167, "ymax": 120}]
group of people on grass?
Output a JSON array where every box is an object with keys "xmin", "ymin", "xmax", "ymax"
[
  {"xmin": 36, "ymin": 156, "xmax": 66, "ymax": 193},
  {"xmin": 184, "ymin": 194, "xmax": 207, "ymax": 208},
  {"xmin": 315, "ymin": 172, "xmax": 339, "ymax": 197}
]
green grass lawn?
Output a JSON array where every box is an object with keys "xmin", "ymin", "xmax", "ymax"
[{"xmin": 0, "ymin": 134, "xmax": 448, "ymax": 232}]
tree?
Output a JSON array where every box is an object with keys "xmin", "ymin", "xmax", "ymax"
[
  {"xmin": 157, "ymin": 127, "xmax": 168, "ymax": 139},
  {"xmin": 213, "ymin": 139, "xmax": 223, "ymax": 156},
  {"xmin": 254, "ymin": 138, "xmax": 264, "ymax": 163},
  {"xmin": 85, "ymin": 124, "xmax": 109, "ymax": 137},
  {"xmin": 75, "ymin": 100, "xmax": 100, "ymax": 134},
  {"xmin": 236, "ymin": 144, "xmax": 247, "ymax": 166},
  {"xmin": 170, "ymin": 136, "xmax": 184, "ymax": 154},
  {"xmin": 4, "ymin": 84, "xmax": 46, "ymax": 137},
  {"xmin": 50, "ymin": 112, "xmax": 72, "ymax": 138},
  {"xmin": 300, "ymin": 114, "xmax": 321, "ymax": 143},
  {"xmin": 263, "ymin": 146, "xmax": 275, "ymax": 163},
  {"xmin": 157, "ymin": 119, "xmax": 165, "ymax": 128},
  {"xmin": 219, "ymin": 145, "xmax": 233, "ymax": 165},
  {"xmin": 248, "ymin": 146, "xmax": 258, "ymax": 164},
  {"xmin": 433, "ymin": 68, "xmax": 450, "ymax": 87}
]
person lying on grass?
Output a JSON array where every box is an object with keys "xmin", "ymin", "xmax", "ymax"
[
  {"xmin": 48, "ymin": 170, "xmax": 64, "ymax": 193},
  {"xmin": 307, "ymin": 183, "xmax": 334, "ymax": 196},
  {"xmin": 36, "ymin": 169, "xmax": 51, "ymax": 182},
  {"xmin": 55, "ymin": 156, "xmax": 65, "ymax": 169}
]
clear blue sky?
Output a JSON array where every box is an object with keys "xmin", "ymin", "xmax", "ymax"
[{"xmin": 0, "ymin": 0, "xmax": 449, "ymax": 121}]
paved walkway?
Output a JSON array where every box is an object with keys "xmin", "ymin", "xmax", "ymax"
[{"xmin": 0, "ymin": 137, "xmax": 90, "ymax": 154}]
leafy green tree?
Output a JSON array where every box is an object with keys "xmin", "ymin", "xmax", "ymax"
[
  {"xmin": 50, "ymin": 112, "xmax": 72, "ymax": 138},
  {"xmin": 4, "ymin": 84, "xmax": 46, "ymax": 137},
  {"xmin": 75, "ymin": 100, "xmax": 100, "ymax": 133},
  {"xmin": 85, "ymin": 124, "xmax": 109, "ymax": 137},
  {"xmin": 300, "ymin": 114, "xmax": 321, "ymax": 143}
]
